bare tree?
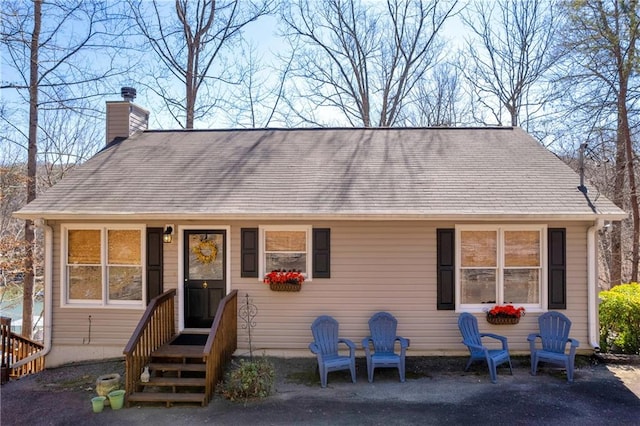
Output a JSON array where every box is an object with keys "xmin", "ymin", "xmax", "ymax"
[
  {"xmin": 559, "ymin": 0, "xmax": 640, "ymax": 285},
  {"xmin": 0, "ymin": 156, "xmax": 30, "ymax": 305},
  {"xmin": 38, "ymin": 105, "xmax": 105, "ymax": 187},
  {"xmin": 223, "ymin": 41, "xmax": 293, "ymax": 128},
  {"xmin": 0, "ymin": 152, "xmax": 26, "ymax": 240},
  {"xmin": 1, "ymin": 0, "xmax": 131, "ymax": 338},
  {"xmin": 407, "ymin": 63, "xmax": 467, "ymax": 126},
  {"xmin": 281, "ymin": 0, "xmax": 459, "ymax": 127},
  {"xmin": 461, "ymin": 0, "xmax": 560, "ymax": 128},
  {"xmin": 128, "ymin": 0, "xmax": 274, "ymax": 129}
]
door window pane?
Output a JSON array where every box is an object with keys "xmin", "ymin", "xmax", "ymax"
[{"xmin": 188, "ymin": 233, "xmax": 223, "ymax": 280}]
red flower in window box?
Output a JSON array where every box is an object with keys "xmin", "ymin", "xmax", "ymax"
[
  {"xmin": 487, "ymin": 304, "xmax": 525, "ymax": 319},
  {"xmin": 263, "ymin": 270, "xmax": 305, "ymax": 285},
  {"xmin": 486, "ymin": 305, "xmax": 525, "ymax": 324}
]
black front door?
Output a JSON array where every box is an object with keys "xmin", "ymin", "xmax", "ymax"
[{"xmin": 184, "ymin": 230, "xmax": 226, "ymax": 328}]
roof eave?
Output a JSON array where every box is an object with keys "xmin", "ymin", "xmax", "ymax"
[{"xmin": 13, "ymin": 211, "xmax": 629, "ymax": 222}]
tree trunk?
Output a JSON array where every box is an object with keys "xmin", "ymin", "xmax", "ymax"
[
  {"xmin": 626, "ymin": 138, "xmax": 639, "ymax": 282},
  {"xmin": 23, "ymin": 0, "xmax": 42, "ymax": 339},
  {"xmin": 185, "ymin": 40, "xmax": 195, "ymax": 129},
  {"xmin": 609, "ymin": 80, "xmax": 629, "ymax": 287},
  {"xmin": 619, "ymin": 84, "xmax": 639, "ymax": 282}
]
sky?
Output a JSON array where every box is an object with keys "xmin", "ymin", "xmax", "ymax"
[
  {"xmin": 1, "ymin": 1, "xmax": 475, "ymax": 160},
  {"xmin": 128, "ymin": 2, "xmax": 472, "ymax": 129}
]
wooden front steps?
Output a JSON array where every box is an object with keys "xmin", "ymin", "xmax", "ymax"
[
  {"xmin": 126, "ymin": 392, "xmax": 206, "ymax": 405},
  {"xmin": 126, "ymin": 340, "xmax": 208, "ymax": 407},
  {"xmin": 148, "ymin": 362, "xmax": 206, "ymax": 373}
]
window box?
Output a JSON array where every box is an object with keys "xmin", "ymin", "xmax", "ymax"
[
  {"xmin": 269, "ymin": 282, "xmax": 302, "ymax": 292},
  {"xmin": 486, "ymin": 315, "xmax": 520, "ymax": 325},
  {"xmin": 264, "ymin": 270, "xmax": 304, "ymax": 292},
  {"xmin": 485, "ymin": 304, "xmax": 525, "ymax": 325}
]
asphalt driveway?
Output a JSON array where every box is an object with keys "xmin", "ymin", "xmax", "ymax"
[{"xmin": 1, "ymin": 355, "xmax": 639, "ymax": 425}]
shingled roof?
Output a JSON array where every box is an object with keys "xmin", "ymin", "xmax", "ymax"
[{"xmin": 15, "ymin": 127, "xmax": 626, "ymax": 220}]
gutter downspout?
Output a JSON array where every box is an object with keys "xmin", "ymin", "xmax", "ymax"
[
  {"xmin": 11, "ymin": 219, "xmax": 52, "ymax": 368},
  {"xmin": 587, "ymin": 219, "xmax": 605, "ymax": 351}
]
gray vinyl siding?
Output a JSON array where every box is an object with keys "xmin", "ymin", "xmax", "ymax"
[
  {"xmin": 46, "ymin": 220, "xmax": 592, "ymax": 366},
  {"xmin": 231, "ymin": 220, "xmax": 591, "ymax": 356},
  {"xmin": 47, "ymin": 221, "xmax": 157, "ymax": 366}
]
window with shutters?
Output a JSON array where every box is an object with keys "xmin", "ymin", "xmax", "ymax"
[
  {"xmin": 456, "ymin": 225, "xmax": 546, "ymax": 312},
  {"xmin": 259, "ymin": 225, "xmax": 312, "ymax": 280},
  {"xmin": 62, "ymin": 224, "xmax": 145, "ymax": 308}
]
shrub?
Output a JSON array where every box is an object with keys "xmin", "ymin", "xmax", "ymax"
[
  {"xmin": 599, "ymin": 282, "xmax": 640, "ymax": 354},
  {"xmin": 219, "ymin": 357, "xmax": 275, "ymax": 401}
]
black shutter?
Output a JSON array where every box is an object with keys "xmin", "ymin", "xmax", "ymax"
[
  {"xmin": 313, "ymin": 228, "xmax": 331, "ymax": 278},
  {"xmin": 548, "ymin": 228, "xmax": 567, "ymax": 309},
  {"xmin": 146, "ymin": 227, "xmax": 163, "ymax": 304},
  {"xmin": 437, "ymin": 228, "xmax": 455, "ymax": 310},
  {"xmin": 241, "ymin": 228, "xmax": 259, "ymax": 277}
]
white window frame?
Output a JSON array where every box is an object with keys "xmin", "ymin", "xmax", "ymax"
[
  {"xmin": 61, "ymin": 224, "xmax": 146, "ymax": 308},
  {"xmin": 455, "ymin": 224, "xmax": 547, "ymax": 313},
  {"xmin": 259, "ymin": 225, "xmax": 313, "ymax": 281}
]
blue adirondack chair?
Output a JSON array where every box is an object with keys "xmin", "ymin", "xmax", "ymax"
[
  {"xmin": 458, "ymin": 312, "xmax": 513, "ymax": 383},
  {"xmin": 527, "ymin": 311, "xmax": 579, "ymax": 382},
  {"xmin": 361, "ymin": 312, "xmax": 410, "ymax": 383},
  {"xmin": 309, "ymin": 315, "xmax": 356, "ymax": 388}
]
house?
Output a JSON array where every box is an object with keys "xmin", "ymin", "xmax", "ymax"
[{"xmin": 15, "ymin": 94, "xmax": 626, "ymax": 368}]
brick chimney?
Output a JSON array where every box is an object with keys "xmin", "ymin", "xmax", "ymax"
[{"xmin": 105, "ymin": 87, "xmax": 149, "ymax": 144}]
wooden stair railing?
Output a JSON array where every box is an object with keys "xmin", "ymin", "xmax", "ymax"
[
  {"xmin": 1, "ymin": 316, "xmax": 45, "ymax": 384},
  {"xmin": 123, "ymin": 289, "xmax": 176, "ymax": 396},
  {"xmin": 203, "ymin": 290, "xmax": 238, "ymax": 402},
  {"xmin": 125, "ymin": 290, "xmax": 238, "ymax": 407}
]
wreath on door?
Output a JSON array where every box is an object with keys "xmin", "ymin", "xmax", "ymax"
[{"xmin": 192, "ymin": 239, "xmax": 218, "ymax": 264}]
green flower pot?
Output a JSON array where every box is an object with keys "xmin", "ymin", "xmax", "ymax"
[
  {"xmin": 91, "ymin": 396, "xmax": 106, "ymax": 413},
  {"xmin": 107, "ymin": 390, "xmax": 126, "ymax": 410}
]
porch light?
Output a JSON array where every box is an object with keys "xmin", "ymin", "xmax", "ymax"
[{"xmin": 163, "ymin": 225, "xmax": 174, "ymax": 243}]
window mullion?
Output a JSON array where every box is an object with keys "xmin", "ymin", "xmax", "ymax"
[
  {"xmin": 498, "ymin": 228, "xmax": 504, "ymax": 305},
  {"xmin": 103, "ymin": 228, "xmax": 108, "ymax": 306}
]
